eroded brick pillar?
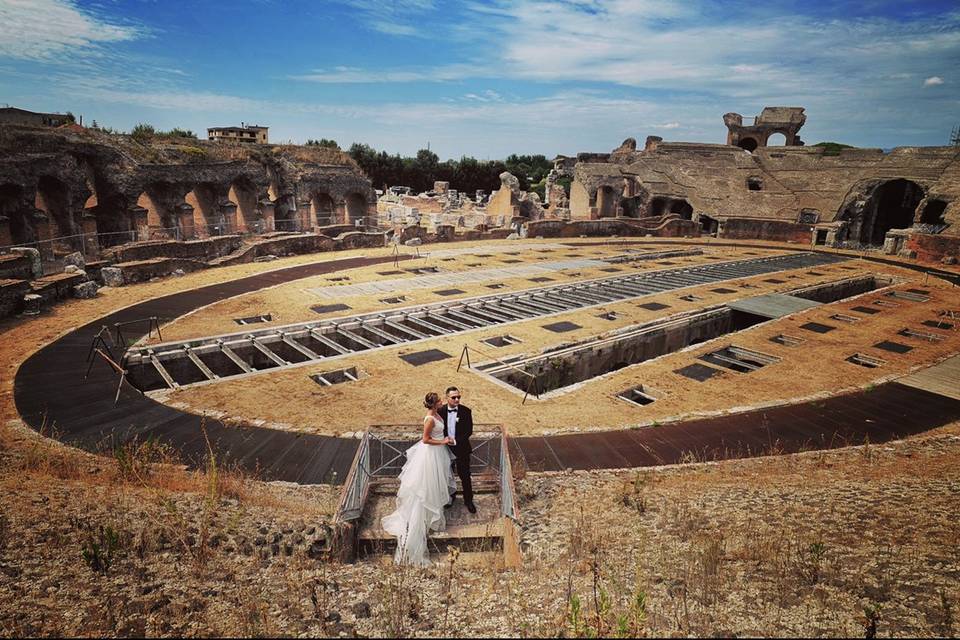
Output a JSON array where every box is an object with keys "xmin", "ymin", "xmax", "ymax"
[
  {"xmin": 80, "ymin": 212, "xmax": 99, "ymax": 256},
  {"xmin": 176, "ymin": 203, "xmax": 195, "ymax": 240},
  {"xmin": 218, "ymin": 200, "xmax": 237, "ymax": 235},
  {"xmin": 259, "ymin": 199, "xmax": 275, "ymax": 233},
  {"xmin": 33, "ymin": 210, "xmax": 53, "ymax": 261},
  {"xmin": 297, "ymin": 199, "xmax": 312, "ymax": 231}
]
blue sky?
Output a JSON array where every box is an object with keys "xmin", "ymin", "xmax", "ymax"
[{"xmin": 1, "ymin": 0, "xmax": 958, "ymax": 159}]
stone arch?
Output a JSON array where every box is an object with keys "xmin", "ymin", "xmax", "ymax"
[
  {"xmin": 650, "ymin": 197, "xmax": 668, "ymax": 216},
  {"xmin": 228, "ymin": 177, "xmax": 259, "ymax": 232},
  {"xmin": 35, "ymin": 176, "xmax": 73, "ymax": 238},
  {"xmin": 1, "ymin": 184, "xmax": 33, "ymax": 245},
  {"xmin": 345, "ymin": 192, "xmax": 367, "ymax": 224},
  {"xmin": 136, "ymin": 182, "xmax": 183, "ymax": 236},
  {"xmin": 669, "ymin": 199, "xmax": 693, "ymax": 220},
  {"xmin": 766, "ymin": 132, "xmax": 788, "ymax": 146},
  {"xmin": 738, "ymin": 137, "xmax": 758, "ymax": 152},
  {"xmin": 311, "ymin": 192, "xmax": 335, "ymax": 226},
  {"xmin": 840, "ymin": 179, "xmax": 924, "ymax": 245},
  {"xmin": 186, "ymin": 183, "xmax": 218, "ymax": 237}
]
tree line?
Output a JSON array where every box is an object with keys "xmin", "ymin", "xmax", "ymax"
[{"xmin": 329, "ymin": 142, "xmax": 554, "ymax": 198}]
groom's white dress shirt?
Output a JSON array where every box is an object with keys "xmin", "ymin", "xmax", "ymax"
[{"xmin": 445, "ymin": 407, "xmax": 457, "ymax": 443}]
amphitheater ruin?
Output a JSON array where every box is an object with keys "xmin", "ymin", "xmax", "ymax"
[{"xmin": 2, "ymin": 107, "xmax": 959, "ymax": 567}]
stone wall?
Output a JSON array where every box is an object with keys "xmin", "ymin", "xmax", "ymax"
[
  {"xmin": 905, "ymin": 233, "xmax": 960, "ymax": 264},
  {"xmin": 103, "ymin": 236, "xmax": 242, "ymax": 263},
  {"xmin": 567, "ymin": 141, "xmax": 960, "ymax": 255},
  {"xmin": 527, "ymin": 217, "xmax": 699, "ymax": 238},
  {"xmin": 719, "ymin": 219, "xmax": 814, "ymax": 243},
  {"xmin": 0, "ymin": 125, "xmax": 375, "ymax": 248}
]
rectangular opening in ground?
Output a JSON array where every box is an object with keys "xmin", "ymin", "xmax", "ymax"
[{"xmin": 486, "ymin": 306, "xmax": 769, "ymax": 395}]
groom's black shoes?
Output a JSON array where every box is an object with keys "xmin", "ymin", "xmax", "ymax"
[
  {"xmin": 466, "ymin": 502, "xmax": 477, "ymax": 514},
  {"xmin": 444, "ymin": 494, "xmax": 456, "ymax": 509}
]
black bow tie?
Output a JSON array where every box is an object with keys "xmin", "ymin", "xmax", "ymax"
[{"xmin": 449, "ymin": 408, "xmax": 458, "ymax": 412}]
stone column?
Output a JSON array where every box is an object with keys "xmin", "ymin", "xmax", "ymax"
[
  {"xmin": 259, "ymin": 199, "xmax": 275, "ymax": 232},
  {"xmin": 33, "ymin": 210, "xmax": 54, "ymax": 261},
  {"xmin": 218, "ymin": 200, "xmax": 238, "ymax": 235},
  {"xmin": 297, "ymin": 199, "xmax": 312, "ymax": 231},
  {"xmin": 0, "ymin": 216, "xmax": 10, "ymax": 248},
  {"xmin": 80, "ymin": 212, "xmax": 99, "ymax": 256},
  {"xmin": 176, "ymin": 203, "xmax": 195, "ymax": 240},
  {"xmin": 130, "ymin": 206, "xmax": 149, "ymax": 241}
]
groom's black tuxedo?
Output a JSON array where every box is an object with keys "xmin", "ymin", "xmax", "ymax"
[{"xmin": 438, "ymin": 404, "xmax": 474, "ymax": 506}]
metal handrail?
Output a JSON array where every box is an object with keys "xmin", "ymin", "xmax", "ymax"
[
  {"xmin": 334, "ymin": 431, "xmax": 371, "ymax": 522},
  {"xmin": 334, "ymin": 423, "xmax": 517, "ymax": 525}
]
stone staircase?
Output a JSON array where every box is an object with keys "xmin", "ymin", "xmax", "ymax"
[{"xmin": 355, "ymin": 475, "xmax": 508, "ymax": 559}]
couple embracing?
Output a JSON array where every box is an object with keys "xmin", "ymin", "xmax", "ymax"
[{"xmin": 382, "ymin": 386, "xmax": 475, "ymax": 566}]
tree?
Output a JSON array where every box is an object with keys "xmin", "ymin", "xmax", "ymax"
[
  {"xmin": 130, "ymin": 123, "xmax": 156, "ymax": 142},
  {"xmin": 306, "ymin": 138, "xmax": 340, "ymax": 149}
]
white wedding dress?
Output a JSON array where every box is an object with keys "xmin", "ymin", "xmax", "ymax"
[{"xmin": 381, "ymin": 415, "xmax": 457, "ymax": 566}]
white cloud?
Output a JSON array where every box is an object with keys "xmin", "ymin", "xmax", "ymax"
[
  {"xmin": 924, "ymin": 76, "xmax": 944, "ymax": 86},
  {"xmin": 654, "ymin": 122, "xmax": 680, "ymax": 129},
  {"xmin": 0, "ymin": 0, "xmax": 142, "ymax": 61},
  {"xmin": 330, "ymin": 0, "xmax": 437, "ymax": 37}
]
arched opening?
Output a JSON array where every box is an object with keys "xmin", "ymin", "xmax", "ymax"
[
  {"xmin": 738, "ymin": 137, "xmax": 758, "ymax": 152},
  {"xmin": 851, "ymin": 179, "xmax": 924, "ymax": 245},
  {"xmin": 1, "ymin": 184, "xmax": 32, "ymax": 245},
  {"xmin": 35, "ymin": 176, "xmax": 74, "ymax": 238},
  {"xmin": 920, "ymin": 199, "xmax": 948, "ymax": 226},
  {"xmin": 596, "ymin": 185, "xmax": 617, "ymax": 217},
  {"xmin": 620, "ymin": 196, "xmax": 645, "ymax": 218},
  {"xmin": 136, "ymin": 183, "xmax": 179, "ymax": 233},
  {"xmin": 186, "ymin": 183, "xmax": 217, "ymax": 237},
  {"xmin": 312, "ymin": 192, "xmax": 335, "ymax": 226},
  {"xmin": 345, "ymin": 192, "xmax": 367, "ymax": 224},
  {"xmin": 746, "ymin": 176, "xmax": 763, "ymax": 191},
  {"xmin": 228, "ymin": 178, "xmax": 259, "ymax": 232},
  {"xmin": 698, "ymin": 214, "xmax": 718, "ymax": 235},
  {"xmin": 766, "ymin": 132, "xmax": 787, "ymax": 146},
  {"xmin": 136, "ymin": 191, "xmax": 163, "ymax": 229},
  {"xmin": 650, "ymin": 197, "xmax": 667, "ymax": 216},
  {"xmin": 669, "ymin": 199, "xmax": 693, "ymax": 220}
]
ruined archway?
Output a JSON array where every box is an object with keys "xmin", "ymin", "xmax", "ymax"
[
  {"xmin": 738, "ymin": 137, "xmax": 758, "ymax": 152},
  {"xmin": 1, "ymin": 184, "xmax": 33, "ymax": 245},
  {"xmin": 669, "ymin": 199, "xmax": 693, "ymax": 220},
  {"xmin": 186, "ymin": 183, "xmax": 218, "ymax": 237},
  {"xmin": 842, "ymin": 179, "xmax": 925, "ymax": 246},
  {"xmin": 345, "ymin": 192, "xmax": 367, "ymax": 224},
  {"xmin": 35, "ymin": 176, "xmax": 73, "ymax": 239},
  {"xmin": 312, "ymin": 192, "xmax": 335, "ymax": 226},
  {"xmin": 766, "ymin": 132, "xmax": 787, "ymax": 146},
  {"xmin": 228, "ymin": 177, "xmax": 259, "ymax": 232},
  {"xmin": 867, "ymin": 179, "xmax": 923, "ymax": 245}
]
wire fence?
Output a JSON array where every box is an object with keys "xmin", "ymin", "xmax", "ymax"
[{"xmin": 3, "ymin": 215, "xmax": 381, "ymax": 275}]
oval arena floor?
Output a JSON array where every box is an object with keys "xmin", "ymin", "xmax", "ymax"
[{"xmin": 12, "ymin": 238, "xmax": 960, "ymax": 484}]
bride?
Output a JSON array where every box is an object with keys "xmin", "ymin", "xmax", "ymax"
[{"xmin": 382, "ymin": 391, "xmax": 457, "ymax": 566}]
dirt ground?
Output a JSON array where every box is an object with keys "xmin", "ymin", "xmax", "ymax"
[{"xmin": 1, "ymin": 412, "xmax": 957, "ymax": 637}]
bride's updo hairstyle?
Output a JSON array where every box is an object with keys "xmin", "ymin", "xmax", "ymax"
[{"xmin": 423, "ymin": 392, "xmax": 440, "ymax": 409}]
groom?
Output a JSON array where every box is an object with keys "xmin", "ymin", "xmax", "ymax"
[{"xmin": 439, "ymin": 386, "xmax": 475, "ymax": 513}]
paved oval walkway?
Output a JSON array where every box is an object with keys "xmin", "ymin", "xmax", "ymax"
[{"xmin": 13, "ymin": 243, "xmax": 960, "ymax": 484}]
